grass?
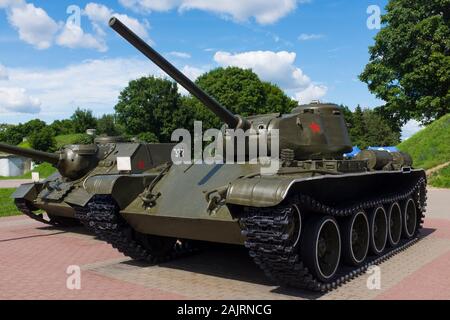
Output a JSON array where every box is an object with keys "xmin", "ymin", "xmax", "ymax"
[
  {"xmin": 0, "ymin": 188, "xmax": 21, "ymax": 217},
  {"xmin": 397, "ymin": 114, "xmax": 450, "ymax": 170},
  {"xmin": 429, "ymin": 164, "xmax": 450, "ymax": 189},
  {"xmin": 0, "ymin": 162, "xmax": 56, "ymax": 180},
  {"xmin": 55, "ymin": 133, "xmax": 86, "ymax": 148}
]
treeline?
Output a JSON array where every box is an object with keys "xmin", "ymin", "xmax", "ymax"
[
  {"xmin": 0, "ymin": 67, "xmax": 401, "ymax": 153},
  {"xmin": 0, "ymin": 110, "xmax": 119, "ymax": 152}
]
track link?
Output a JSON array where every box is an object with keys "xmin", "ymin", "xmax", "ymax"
[
  {"xmin": 15, "ymin": 199, "xmax": 55, "ymax": 226},
  {"xmin": 240, "ymin": 177, "xmax": 427, "ymax": 292},
  {"xmin": 75, "ymin": 195, "xmax": 197, "ymax": 263}
]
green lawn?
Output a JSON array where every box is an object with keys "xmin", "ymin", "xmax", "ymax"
[
  {"xmin": 397, "ymin": 114, "xmax": 450, "ymax": 170},
  {"xmin": 0, "ymin": 189, "xmax": 21, "ymax": 217}
]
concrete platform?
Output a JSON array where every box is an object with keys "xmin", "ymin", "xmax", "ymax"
[{"xmin": 0, "ymin": 188, "xmax": 449, "ymax": 300}]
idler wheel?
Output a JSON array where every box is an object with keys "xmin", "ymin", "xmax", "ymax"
[
  {"xmin": 402, "ymin": 198, "xmax": 417, "ymax": 239},
  {"xmin": 341, "ymin": 211, "xmax": 369, "ymax": 266},
  {"xmin": 286, "ymin": 204, "xmax": 302, "ymax": 248},
  {"xmin": 387, "ymin": 202, "xmax": 402, "ymax": 246},
  {"xmin": 302, "ymin": 216, "xmax": 341, "ymax": 282},
  {"xmin": 369, "ymin": 206, "xmax": 388, "ymax": 255}
]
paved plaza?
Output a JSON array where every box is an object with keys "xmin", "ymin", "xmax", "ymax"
[{"xmin": 0, "ymin": 188, "xmax": 449, "ymax": 300}]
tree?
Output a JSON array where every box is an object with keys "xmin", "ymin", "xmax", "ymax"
[
  {"xmin": 137, "ymin": 132, "xmax": 159, "ymax": 143},
  {"xmin": 347, "ymin": 107, "xmax": 401, "ymax": 149},
  {"xmin": 22, "ymin": 119, "xmax": 46, "ymax": 137},
  {"xmin": 71, "ymin": 108, "xmax": 97, "ymax": 133},
  {"xmin": 360, "ymin": 0, "xmax": 450, "ymax": 125},
  {"xmin": 349, "ymin": 106, "xmax": 366, "ymax": 147},
  {"xmin": 183, "ymin": 67, "xmax": 298, "ymax": 129},
  {"xmin": 97, "ymin": 114, "xmax": 120, "ymax": 136},
  {"xmin": 0, "ymin": 125, "xmax": 25, "ymax": 145},
  {"xmin": 50, "ymin": 119, "xmax": 74, "ymax": 135},
  {"xmin": 115, "ymin": 76, "xmax": 187, "ymax": 142},
  {"xmin": 28, "ymin": 127, "xmax": 56, "ymax": 152}
]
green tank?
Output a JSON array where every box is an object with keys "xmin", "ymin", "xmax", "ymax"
[
  {"xmin": 0, "ymin": 136, "xmax": 175, "ymax": 227},
  {"xmin": 78, "ymin": 17, "xmax": 427, "ymax": 291}
]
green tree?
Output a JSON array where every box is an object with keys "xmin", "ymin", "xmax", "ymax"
[
  {"xmin": 184, "ymin": 67, "xmax": 297, "ymax": 129},
  {"xmin": 22, "ymin": 119, "xmax": 47, "ymax": 137},
  {"xmin": 360, "ymin": 0, "xmax": 450, "ymax": 125},
  {"xmin": 362, "ymin": 110, "xmax": 401, "ymax": 148},
  {"xmin": 348, "ymin": 107, "xmax": 401, "ymax": 149},
  {"xmin": 137, "ymin": 132, "xmax": 159, "ymax": 143},
  {"xmin": 349, "ymin": 106, "xmax": 366, "ymax": 147},
  {"xmin": 28, "ymin": 127, "xmax": 56, "ymax": 152},
  {"xmin": 50, "ymin": 119, "xmax": 74, "ymax": 135},
  {"xmin": 71, "ymin": 108, "xmax": 97, "ymax": 133},
  {"xmin": 115, "ymin": 76, "xmax": 188, "ymax": 142},
  {"xmin": 0, "ymin": 125, "xmax": 25, "ymax": 145},
  {"xmin": 97, "ymin": 114, "xmax": 120, "ymax": 136}
]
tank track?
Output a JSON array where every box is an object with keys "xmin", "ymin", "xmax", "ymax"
[
  {"xmin": 240, "ymin": 177, "xmax": 427, "ymax": 292},
  {"xmin": 75, "ymin": 196, "xmax": 198, "ymax": 263},
  {"xmin": 15, "ymin": 199, "xmax": 55, "ymax": 226}
]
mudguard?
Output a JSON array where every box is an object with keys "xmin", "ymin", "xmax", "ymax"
[
  {"xmin": 84, "ymin": 174, "xmax": 158, "ymax": 209},
  {"xmin": 226, "ymin": 169, "xmax": 426, "ymax": 208},
  {"xmin": 11, "ymin": 183, "xmax": 43, "ymax": 202}
]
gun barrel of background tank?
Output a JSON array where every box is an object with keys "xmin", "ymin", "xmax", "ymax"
[
  {"xmin": 0, "ymin": 142, "xmax": 59, "ymax": 165},
  {"xmin": 109, "ymin": 17, "xmax": 243, "ymax": 129}
]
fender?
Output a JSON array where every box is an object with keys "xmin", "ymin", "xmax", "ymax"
[
  {"xmin": 225, "ymin": 169, "xmax": 426, "ymax": 208},
  {"xmin": 83, "ymin": 174, "xmax": 158, "ymax": 209},
  {"xmin": 11, "ymin": 182, "xmax": 43, "ymax": 202}
]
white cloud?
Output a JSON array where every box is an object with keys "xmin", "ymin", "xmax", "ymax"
[
  {"xmin": 119, "ymin": 0, "xmax": 306, "ymax": 24},
  {"xmin": 83, "ymin": 2, "xmax": 113, "ymax": 23},
  {"xmin": 0, "ymin": 64, "xmax": 8, "ymax": 80},
  {"xmin": 1, "ymin": 58, "xmax": 204, "ymax": 119},
  {"xmin": 214, "ymin": 50, "xmax": 327, "ymax": 104},
  {"xmin": 294, "ymin": 84, "xmax": 327, "ymax": 104},
  {"xmin": 177, "ymin": 65, "xmax": 206, "ymax": 95},
  {"xmin": 56, "ymin": 23, "xmax": 107, "ymax": 52},
  {"xmin": 401, "ymin": 120, "xmax": 423, "ymax": 141},
  {"xmin": 0, "ymin": 0, "xmax": 24, "ymax": 9},
  {"xmin": 7, "ymin": 2, "xmax": 59, "ymax": 49},
  {"xmin": 119, "ymin": 0, "xmax": 178, "ymax": 12},
  {"xmin": 298, "ymin": 33, "xmax": 324, "ymax": 41},
  {"xmin": 0, "ymin": 1, "xmax": 147, "ymax": 52},
  {"xmin": 168, "ymin": 51, "xmax": 191, "ymax": 59},
  {"xmin": 84, "ymin": 2, "xmax": 150, "ymax": 40},
  {"xmin": 0, "ymin": 87, "xmax": 41, "ymax": 113}
]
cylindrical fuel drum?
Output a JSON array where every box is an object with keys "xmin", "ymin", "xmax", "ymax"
[
  {"xmin": 356, "ymin": 150, "xmax": 393, "ymax": 170},
  {"xmin": 391, "ymin": 151, "xmax": 413, "ymax": 169}
]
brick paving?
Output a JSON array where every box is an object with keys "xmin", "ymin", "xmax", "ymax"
[{"xmin": 0, "ymin": 188, "xmax": 449, "ymax": 300}]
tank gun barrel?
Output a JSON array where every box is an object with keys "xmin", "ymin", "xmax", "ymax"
[
  {"xmin": 0, "ymin": 142, "xmax": 59, "ymax": 165},
  {"xmin": 109, "ymin": 17, "xmax": 249, "ymax": 129}
]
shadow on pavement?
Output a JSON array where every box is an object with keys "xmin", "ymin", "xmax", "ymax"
[
  {"xmin": 123, "ymin": 243, "xmax": 323, "ymax": 299},
  {"xmin": 0, "ymin": 231, "xmax": 68, "ymax": 242}
]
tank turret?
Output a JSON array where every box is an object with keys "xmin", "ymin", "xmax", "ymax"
[
  {"xmin": 109, "ymin": 17, "xmax": 352, "ymax": 160},
  {"xmin": 0, "ymin": 142, "xmax": 98, "ymax": 180}
]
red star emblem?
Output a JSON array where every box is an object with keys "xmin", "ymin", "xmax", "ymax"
[
  {"xmin": 309, "ymin": 122, "xmax": 321, "ymax": 133},
  {"xmin": 137, "ymin": 160, "xmax": 146, "ymax": 170}
]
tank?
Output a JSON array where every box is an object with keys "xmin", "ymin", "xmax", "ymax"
[
  {"xmin": 78, "ymin": 17, "xmax": 427, "ymax": 291},
  {"xmin": 0, "ymin": 137, "xmax": 175, "ymax": 226}
]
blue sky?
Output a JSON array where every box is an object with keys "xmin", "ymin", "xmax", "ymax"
[{"xmin": 0, "ymin": 0, "xmax": 420, "ymax": 138}]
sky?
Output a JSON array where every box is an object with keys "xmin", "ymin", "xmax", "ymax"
[{"xmin": 0, "ymin": 0, "xmax": 421, "ymax": 139}]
